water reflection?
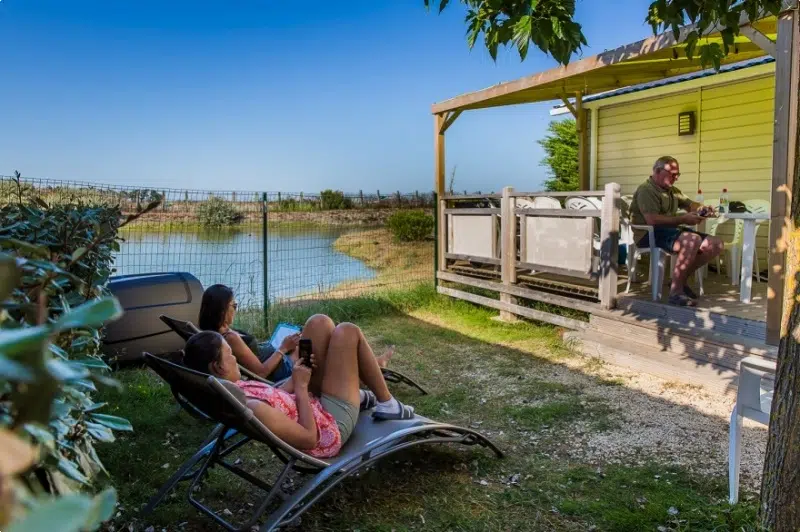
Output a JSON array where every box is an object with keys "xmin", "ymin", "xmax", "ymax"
[{"xmin": 114, "ymin": 225, "xmax": 376, "ymax": 306}]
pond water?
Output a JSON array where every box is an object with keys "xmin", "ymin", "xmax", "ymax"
[{"xmin": 112, "ymin": 225, "xmax": 376, "ymax": 306}]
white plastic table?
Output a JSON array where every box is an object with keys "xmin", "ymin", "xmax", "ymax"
[{"xmin": 719, "ymin": 212, "xmax": 770, "ymax": 303}]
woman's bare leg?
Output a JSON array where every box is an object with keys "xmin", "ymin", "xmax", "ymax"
[
  {"xmin": 300, "ymin": 314, "xmax": 335, "ymax": 397},
  {"xmin": 321, "ymin": 323, "xmax": 391, "ymax": 406}
]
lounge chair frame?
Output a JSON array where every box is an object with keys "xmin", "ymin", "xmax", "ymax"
[
  {"xmin": 159, "ymin": 314, "xmax": 429, "ymax": 395},
  {"xmin": 141, "ymin": 354, "xmax": 503, "ymax": 531}
]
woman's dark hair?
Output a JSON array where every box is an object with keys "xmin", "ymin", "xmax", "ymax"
[
  {"xmin": 183, "ymin": 331, "xmax": 224, "ymax": 374},
  {"xmin": 198, "ymin": 284, "xmax": 234, "ymax": 331}
]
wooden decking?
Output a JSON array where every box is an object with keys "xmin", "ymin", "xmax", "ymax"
[
  {"xmin": 565, "ymin": 272, "xmax": 774, "ymax": 397},
  {"xmin": 621, "ymin": 272, "xmax": 767, "ymax": 322},
  {"xmin": 440, "ymin": 263, "xmax": 774, "ymax": 396}
]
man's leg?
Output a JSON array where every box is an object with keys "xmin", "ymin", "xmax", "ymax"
[
  {"xmin": 669, "ymin": 231, "xmax": 703, "ymax": 297},
  {"xmin": 685, "ymin": 235, "xmax": 725, "ymax": 278}
]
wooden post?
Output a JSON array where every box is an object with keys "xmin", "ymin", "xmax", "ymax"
[
  {"xmin": 359, "ymin": 190, "xmax": 364, "ymax": 206},
  {"xmin": 396, "ymin": 190, "xmax": 401, "ymax": 206},
  {"xmin": 599, "ymin": 182, "xmax": 621, "ymax": 309},
  {"xmin": 498, "ymin": 186, "xmax": 518, "ymax": 321},
  {"xmin": 767, "ymin": 9, "xmax": 799, "ymax": 346},
  {"xmin": 435, "ymin": 113, "xmax": 447, "ymax": 272},
  {"xmin": 576, "ymin": 91, "xmax": 590, "ymax": 190}
]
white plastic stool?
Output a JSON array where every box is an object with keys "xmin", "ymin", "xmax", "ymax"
[{"xmin": 729, "ymin": 356, "xmax": 776, "ymax": 504}]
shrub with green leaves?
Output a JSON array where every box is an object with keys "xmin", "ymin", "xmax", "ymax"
[
  {"xmin": 386, "ymin": 210, "xmax": 434, "ymax": 242},
  {"xmin": 320, "ymin": 189, "xmax": 353, "ymax": 210},
  {"xmin": 0, "ymin": 178, "xmax": 157, "ymax": 531},
  {"xmin": 196, "ymin": 195, "xmax": 245, "ymax": 226}
]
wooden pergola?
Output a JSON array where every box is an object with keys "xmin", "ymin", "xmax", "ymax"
[{"xmin": 432, "ymin": 2, "xmax": 798, "ymax": 345}]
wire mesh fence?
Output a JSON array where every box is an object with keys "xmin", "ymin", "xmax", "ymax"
[{"xmin": 1, "ymin": 176, "xmax": 437, "ymax": 308}]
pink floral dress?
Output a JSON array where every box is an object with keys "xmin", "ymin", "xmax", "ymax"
[{"xmin": 234, "ymin": 380, "xmax": 342, "ymax": 458}]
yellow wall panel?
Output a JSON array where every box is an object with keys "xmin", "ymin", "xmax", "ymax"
[{"xmin": 594, "ymin": 71, "xmax": 774, "ymax": 267}]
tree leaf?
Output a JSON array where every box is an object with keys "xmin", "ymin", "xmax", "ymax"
[
  {"xmin": 23, "ymin": 423, "xmax": 56, "ymax": 451},
  {"xmin": 89, "ymin": 413, "xmax": 133, "ymax": 432},
  {"xmin": 88, "ymin": 373, "xmax": 123, "ymax": 390},
  {"xmin": 6, "ymin": 494, "xmax": 93, "ymax": 532},
  {"xmin": 70, "ymin": 247, "xmax": 88, "ymax": 262},
  {"xmin": 85, "ymin": 422, "xmax": 115, "ymax": 443},
  {"xmin": 54, "ymin": 297, "xmax": 123, "ymax": 331},
  {"xmin": 46, "ymin": 359, "xmax": 89, "ymax": 382},
  {"xmin": 57, "ymin": 455, "xmax": 89, "ymax": 484},
  {"xmin": 72, "ymin": 356, "xmax": 110, "ymax": 370},
  {"xmin": 0, "ymin": 253, "xmax": 20, "ymax": 301},
  {"xmin": 0, "ymin": 355, "xmax": 35, "ymax": 381},
  {"xmin": 0, "ymin": 238, "xmax": 50, "ymax": 258},
  {"xmin": 82, "ymin": 487, "xmax": 117, "ymax": 530},
  {"xmin": 0, "ymin": 325, "xmax": 51, "ymax": 358}
]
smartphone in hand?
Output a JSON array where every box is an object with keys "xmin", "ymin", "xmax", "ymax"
[{"xmin": 298, "ymin": 339, "xmax": 312, "ymax": 367}]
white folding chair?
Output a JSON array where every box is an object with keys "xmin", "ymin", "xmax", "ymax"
[{"xmin": 729, "ymin": 356, "xmax": 775, "ymax": 504}]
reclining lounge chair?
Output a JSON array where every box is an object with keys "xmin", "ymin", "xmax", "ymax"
[
  {"xmin": 142, "ymin": 353, "xmax": 503, "ymax": 532},
  {"xmin": 159, "ymin": 314, "xmax": 428, "ymax": 394}
]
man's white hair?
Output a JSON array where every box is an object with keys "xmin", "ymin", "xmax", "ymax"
[{"xmin": 653, "ymin": 156, "xmax": 678, "ymax": 172}]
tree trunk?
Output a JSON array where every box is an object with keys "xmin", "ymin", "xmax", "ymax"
[{"xmin": 758, "ymin": 95, "xmax": 800, "ymax": 530}]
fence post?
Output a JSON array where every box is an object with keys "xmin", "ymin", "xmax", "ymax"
[
  {"xmin": 498, "ymin": 186, "xmax": 518, "ymax": 321},
  {"xmin": 433, "ymin": 191, "xmax": 439, "ymax": 289},
  {"xmin": 396, "ymin": 190, "xmax": 401, "ymax": 206},
  {"xmin": 261, "ymin": 192, "xmax": 269, "ymax": 332},
  {"xmin": 599, "ymin": 182, "xmax": 621, "ymax": 310},
  {"xmin": 359, "ymin": 190, "xmax": 364, "ymax": 206},
  {"xmin": 277, "ymin": 191, "xmax": 281, "ymax": 204}
]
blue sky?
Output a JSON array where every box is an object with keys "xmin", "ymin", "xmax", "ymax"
[{"xmin": 0, "ymin": 0, "xmax": 655, "ymax": 194}]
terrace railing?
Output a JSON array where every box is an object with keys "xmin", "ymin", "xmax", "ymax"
[{"xmin": 436, "ymin": 183, "xmax": 622, "ymax": 328}]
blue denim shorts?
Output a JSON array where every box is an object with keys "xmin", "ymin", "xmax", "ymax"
[
  {"xmin": 256, "ymin": 342, "xmax": 294, "ymax": 382},
  {"xmin": 638, "ymin": 227, "xmax": 708, "ymax": 253}
]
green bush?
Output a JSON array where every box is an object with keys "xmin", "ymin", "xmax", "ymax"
[
  {"xmin": 0, "ymin": 178, "xmax": 157, "ymax": 531},
  {"xmin": 320, "ymin": 189, "xmax": 353, "ymax": 210},
  {"xmin": 196, "ymin": 196, "xmax": 245, "ymax": 226},
  {"xmin": 386, "ymin": 210, "xmax": 435, "ymax": 241}
]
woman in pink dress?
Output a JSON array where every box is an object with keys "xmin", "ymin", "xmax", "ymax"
[{"xmin": 183, "ymin": 314, "xmax": 415, "ymax": 458}]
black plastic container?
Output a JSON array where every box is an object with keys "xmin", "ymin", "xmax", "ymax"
[{"xmin": 102, "ymin": 272, "xmax": 203, "ymax": 363}]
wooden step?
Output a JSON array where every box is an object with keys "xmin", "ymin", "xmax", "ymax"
[
  {"xmin": 616, "ymin": 297, "xmax": 767, "ymax": 341},
  {"xmin": 563, "ymin": 329, "xmax": 739, "ymax": 397},
  {"xmin": 589, "ymin": 313, "xmax": 776, "ymax": 372}
]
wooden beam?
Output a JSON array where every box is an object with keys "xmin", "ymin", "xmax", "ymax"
[
  {"xmin": 598, "ymin": 182, "xmax": 621, "ymax": 310},
  {"xmin": 767, "ymin": 8, "xmax": 799, "ymax": 346},
  {"xmin": 437, "ymin": 286, "xmax": 589, "ymax": 330},
  {"xmin": 435, "ymin": 113, "xmax": 447, "ymax": 272},
  {"xmin": 499, "ymin": 186, "xmax": 517, "ymax": 321},
  {"xmin": 576, "ymin": 91, "xmax": 590, "ymax": 190},
  {"xmin": 431, "ymin": 5, "xmax": 791, "ymax": 114},
  {"xmin": 437, "ymin": 270, "xmax": 602, "ymax": 314},
  {"xmin": 559, "ymin": 94, "xmax": 577, "ymax": 117},
  {"xmin": 740, "ymin": 24, "xmax": 778, "ymax": 56},
  {"xmin": 439, "ymin": 110, "xmax": 462, "ymax": 134}
]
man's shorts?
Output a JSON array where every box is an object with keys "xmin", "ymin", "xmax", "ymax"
[{"xmin": 638, "ymin": 227, "xmax": 709, "ymax": 253}]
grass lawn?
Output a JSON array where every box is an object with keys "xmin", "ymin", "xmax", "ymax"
[{"xmin": 96, "ymin": 286, "xmax": 761, "ymax": 531}]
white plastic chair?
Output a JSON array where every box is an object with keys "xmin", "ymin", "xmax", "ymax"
[
  {"xmin": 565, "ymin": 196, "xmax": 602, "ymax": 252},
  {"xmin": 516, "ymin": 196, "xmax": 562, "ymax": 210},
  {"xmin": 623, "ymin": 194, "xmax": 704, "ymax": 300},
  {"xmin": 744, "ymin": 199, "xmax": 770, "ymax": 283},
  {"xmin": 729, "ymin": 356, "xmax": 775, "ymax": 504}
]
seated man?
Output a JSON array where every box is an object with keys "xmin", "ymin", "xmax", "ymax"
[{"xmin": 629, "ymin": 156, "xmax": 724, "ymax": 307}]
